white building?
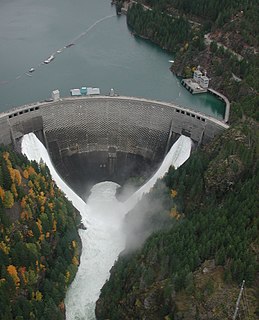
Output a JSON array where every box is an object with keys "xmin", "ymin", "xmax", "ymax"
[
  {"xmin": 193, "ymin": 70, "xmax": 202, "ymax": 82},
  {"xmin": 51, "ymin": 89, "xmax": 60, "ymax": 101},
  {"xmin": 200, "ymin": 75, "xmax": 209, "ymax": 88},
  {"xmin": 87, "ymin": 87, "xmax": 100, "ymax": 95},
  {"xmin": 110, "ymin": 88, "xmax": 115, "ymax": 96},
  {"xmin": 193, "ymin": 69, "xmax": 210, "ymax": 88},
  {"xmin": 70, "ymin": 89, "xmax": 81, "ymax": 96}
]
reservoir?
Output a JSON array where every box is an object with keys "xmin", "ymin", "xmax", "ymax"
[
  {"xmin": 0, "ymin": 0, "xmax": 225, "ymax": 118},
  {"xmin": 4, "ymin": 2, "xmax": 226, "ymax": 318}
]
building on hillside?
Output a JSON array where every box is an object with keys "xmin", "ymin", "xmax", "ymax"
[
  {"xmin": 181, "ymin": 67, "xmax": 210, "ymax": 94},
  {"xmin": 193, "ymin": 69, "xmax": 202, "ymax": 83},
  {"xmin": 199, "ymin": 74, "xmax": 209, "ymax": 88}
]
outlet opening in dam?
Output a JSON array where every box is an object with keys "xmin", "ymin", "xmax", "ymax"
[
  {"xmin": 52, "ymin": 147, "xmax": 166, "ymax": 198},
  {"xmin": 21, "ymin": 132, "xmax": 193, "ymax": 320},
  {"xmin": 21, "ymin": 121, "xmax": 181, "ymax": 199},
  {"xmin": 1, "ymin": 96, "xmax": 228, "ymax": 197},
  {"xmin": 1, "ymin": 95, "xmax": 229, "ymax": 319}
]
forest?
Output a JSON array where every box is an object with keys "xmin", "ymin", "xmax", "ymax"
[
  {"xmin": 127, "ymin": 0, "xmax": 259, "ymax": 121},
  {"xmin": 0, "ymin": 146, "xmax": 81, "ymax": 319},
  {"xmin": 127, "ymin": 3, "xmax": 192, "ymax": 52},
  {"xmin": 0, "ymin": 0, "xmax": 258, "ymax": 319},
  {"xmin": 96, "ymin": 120, "xmax": 259, "ymax": 319},
  {"xmin": 140, "ymin": 0, "xmax": 258, "ymax": 26},
  {"xmin": 95, "ymin": 1, "xmax": 259, "ymax": 319}
]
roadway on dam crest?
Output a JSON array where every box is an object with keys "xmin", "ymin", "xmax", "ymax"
[
  {"xmin": 0, "ymin": 96, "xmax": 228, "ymax": 194},
  {"xmin": 0, "ymin": 0, "xmax": 225, "ymax": 118},
  {"xmin": 0, "ymin": 95, "xmax": 228, "ymax": 194}
]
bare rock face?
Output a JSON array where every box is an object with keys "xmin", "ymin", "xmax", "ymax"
[
  {"xmin": 203, "ymin": 122, "xmax": 257, "ymax": 195},
  {"xmin": 204, "ymin": 154, "xmax": 244, "ymax": 194}
]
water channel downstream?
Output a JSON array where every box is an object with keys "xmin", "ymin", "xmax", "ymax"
[
  {"xmin": 22, "ymin": 133, "xmax": 192, "ymax": 319},
  {"xmin": 3, "ymin": 1, "xmax": 225, "ymax": 318}
]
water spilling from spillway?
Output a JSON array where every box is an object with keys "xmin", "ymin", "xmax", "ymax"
[{"xmin": 22, "ymin": 133, "xmax": 192, "ymax": 320}]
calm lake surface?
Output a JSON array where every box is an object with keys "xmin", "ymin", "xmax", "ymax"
[{"xmin": 0, "ymin": 0, "xmax": 225, "ymax": 118}]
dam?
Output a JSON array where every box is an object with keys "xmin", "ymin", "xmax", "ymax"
[
  {"xmin": 1, "ymin": 95, "xmax": 229, "ymax": 319},
  {"xmin": 0, "ymin": 95, "xmax": 228, "ymax": 193},
  {"xmin": 22, "ymin": 132, "xmax": 192, "ymax": 319}
]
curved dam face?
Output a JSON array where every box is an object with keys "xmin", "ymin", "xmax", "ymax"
[{"xmin": 0, "ymin": 96, "xmax": 228, "ymax": 194}]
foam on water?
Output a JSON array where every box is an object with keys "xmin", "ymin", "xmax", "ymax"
[
  {"xmin": 125, "ymin": 135, "xmax": 192, "ymax": 211},
  {"xmin": 22, "ymin": 133, "xmax": 192, "ymax": 319},
  {"xmin": 65, "ymin": 181, "xmax": 126, "ymax": 319},
  {"xmin": 21, "ymin": 132, "xmax": 87, "ymax": 216}
]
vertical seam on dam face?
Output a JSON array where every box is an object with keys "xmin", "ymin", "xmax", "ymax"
[{"xmin": 0, "ymin": 96, "xmax": 228, "ymax": 189}]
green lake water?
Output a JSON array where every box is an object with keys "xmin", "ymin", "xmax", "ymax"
[{"xmin": 0, "ymin": 0, "xmax": 225, "ymax": 118}]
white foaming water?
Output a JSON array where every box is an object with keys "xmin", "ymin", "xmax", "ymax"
[
  {"xmin": 65, "ymin": 182, "xmax": 126, "ymax": 319},
  {"xmin": 21, "ymin": 133, "xmax": 192, "ymax": 319},
  {"xmin": 21, "ymin": 133, "xmax": 87, "ymax": 216},
  {"xmin": 124, "ymin": 135, "xmax": 192, "ymax": 211}
]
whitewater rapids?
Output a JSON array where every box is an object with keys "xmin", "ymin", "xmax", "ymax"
[{"xmin": 22, "ymin": 133, "xmax": 192, "ymax": 319}]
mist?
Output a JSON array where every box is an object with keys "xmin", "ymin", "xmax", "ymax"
[
  {"xmin": 22, "ymin": 133, "xmax": 192, "ymax": 319},
  {"xmin": 122, "ymin": 179, "xmax": 173, "ymax": 253}
]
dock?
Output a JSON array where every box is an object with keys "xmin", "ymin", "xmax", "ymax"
[
  {"xmin": 181, "ymin": 76, "xmax": 230, "ymax": 123},
  {"xmin": 181, "ymin": 79, "xmax": 207, "ymax": 94}
]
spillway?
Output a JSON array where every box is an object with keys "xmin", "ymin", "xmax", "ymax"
[
  {"xmin": 124, "ymin": 135, "xmax": 192, "ymax": 211},
  {"xmin": 21, "ymin": 132, "xmax": 87, "ymax": 215},
  {"xmin": 22, "ymin": 133, "xmax": 192, "ymax": 320}
]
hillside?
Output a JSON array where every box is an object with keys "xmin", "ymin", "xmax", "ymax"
[
  {"xmin": 95, "ymin": 1, "xmax": 259, "ymax": 318},
  {"xmin": 0, "ymin": 1, "xmax": 258, "ymax": 319},
  {"xmin": 0, "ymin": 146, "xmax": 81, "ymax": 319},
  {"xmin": 96, "ymin": 120, "xmax": 259, "ymax": 319},
  {"xmin": 126, "ymin": 0, "xmax": 259, "ymax": 121}
]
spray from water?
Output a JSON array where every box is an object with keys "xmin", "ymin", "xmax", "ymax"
[
  {"xmin": 124, "ymin": 135, "xmax": 192, "ymax": 211},
  {"xmin": 22, "ymin": 133, "xmax": 192, "ymax": 320},
  {"xmin": 21, "ymin": 132, "xmax": 87, "ymax": 216}
]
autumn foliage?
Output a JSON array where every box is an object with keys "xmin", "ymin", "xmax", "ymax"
[
  {"xmin": 7, "ymin": 265, "xmax": 20, "ymax": 287},
  {"xmin": 0, "ymin": 145, "xmax": 81, "ymax": 319}
]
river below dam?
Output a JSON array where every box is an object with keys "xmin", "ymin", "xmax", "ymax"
[
  {"xmin": 0, "ymin": 0, "xmax": 224, "ymax": 118},
  {"xmin": 3, "ymin": 1, "xmax": 224, "ymax": 318},
  {"xmin": 22, "ymin": 133, "xmax": 192, "ymax": 319}
]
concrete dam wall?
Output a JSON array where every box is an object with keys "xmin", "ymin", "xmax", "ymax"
[{"xmin": 0, "ymin": 96, "xmax": 228, "ymax": 194}]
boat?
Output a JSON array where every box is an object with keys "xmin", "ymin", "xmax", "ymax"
[
  {"xmin": 44, "ymin": 55, "xmax": 55, "ymax": 64},
  {"xmin": 57, "ymin": 50, "xmax": 62, "ymax": 54},
  {"xmin": 65, "ymin": 43, "xmax": 75, "ymax": 48},
  {"xmin": 169, "ymin": 60, "xmax": 174, "ymax": 63},
  {"xmin": 29, "ymin": 68, "xmax": 35, "ymax": 73}
]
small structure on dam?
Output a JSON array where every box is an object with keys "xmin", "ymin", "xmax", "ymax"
[{"xmin": 0, "ymin": 96, "xmax": 228, "ymax": 194}]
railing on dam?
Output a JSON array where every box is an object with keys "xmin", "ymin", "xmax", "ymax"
[
  {"xmin": 0, "ymin": 96, "xmax": 229, "ymax": 151},
  {"xmin": 207, "ymin": 89, "xmax": 230, "ymax": 123},
  {"xmin": 1, "ymin": 95, "xmax": 229, "ymax": 125}
]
